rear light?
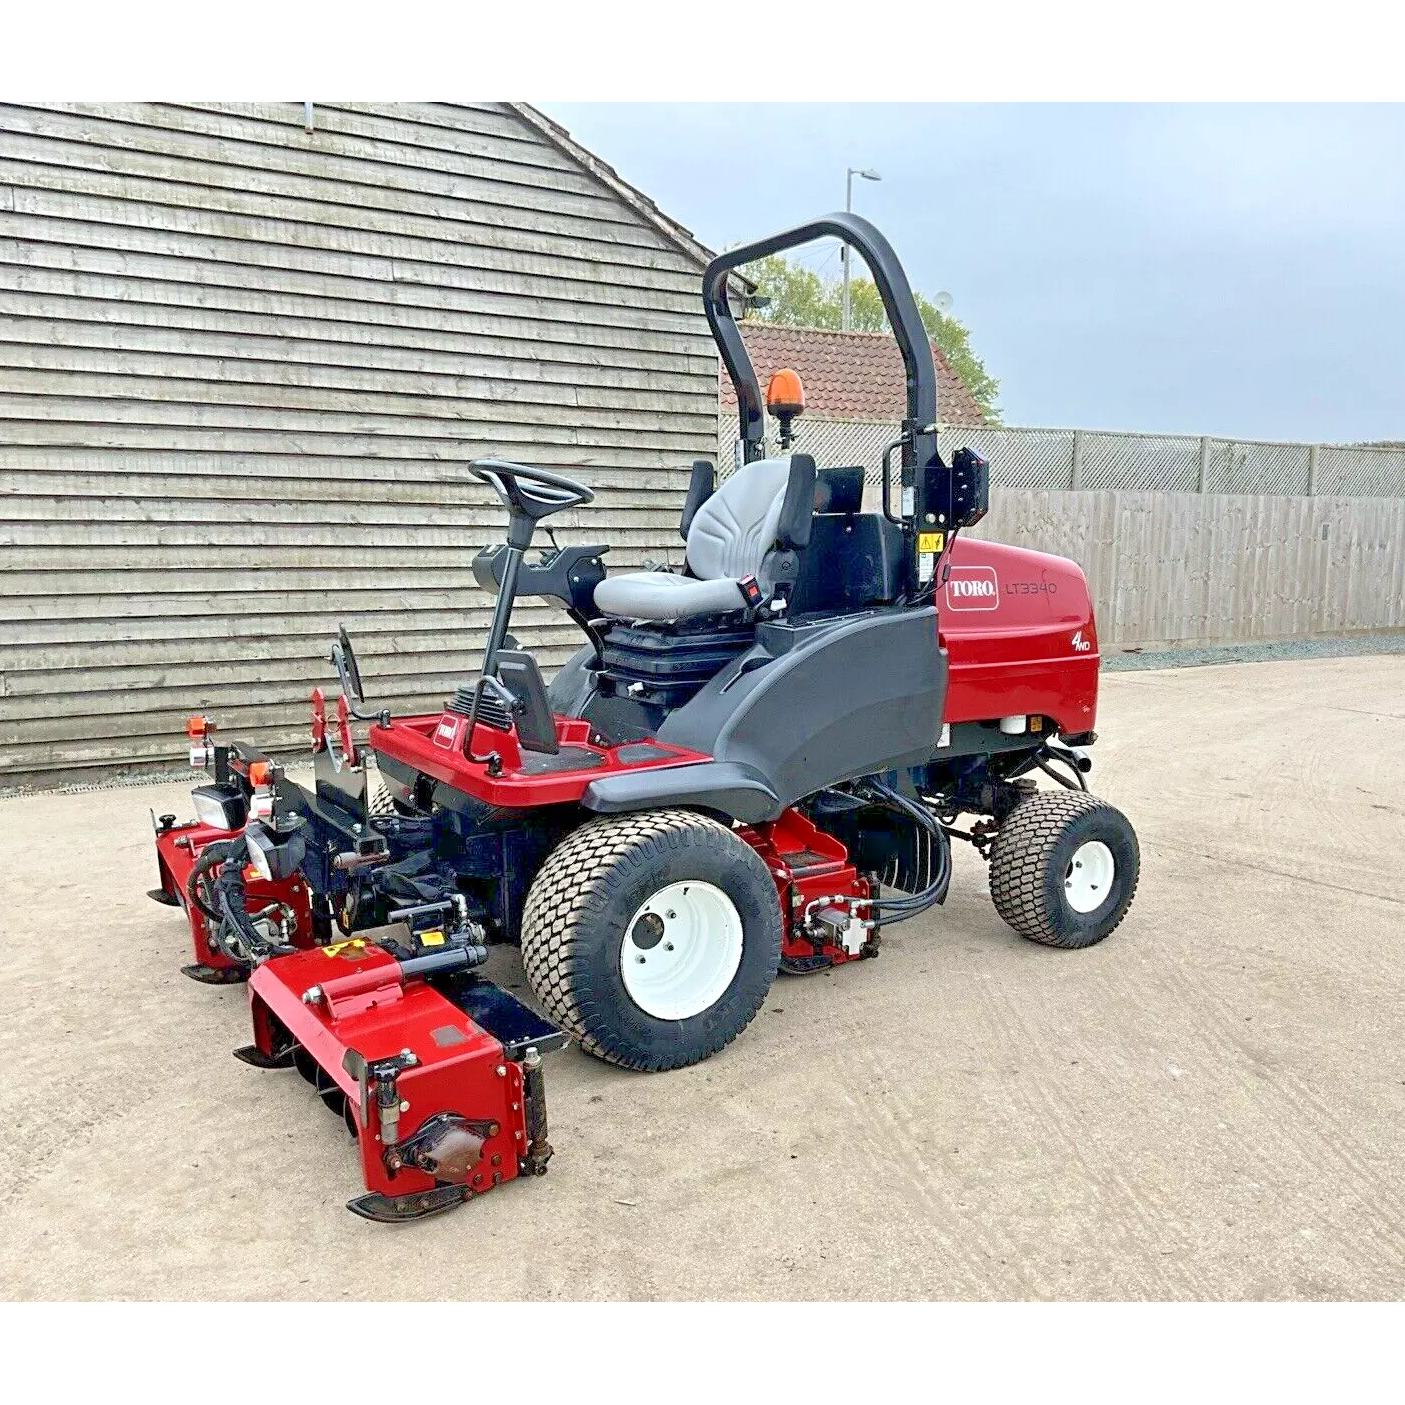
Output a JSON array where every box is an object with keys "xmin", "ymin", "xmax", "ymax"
[
  {"xmin": 248, "ymin": 759, "xmax": 275, "ymax": 819},
  {"xmin": 187, "ymin": 715, "xmax": 214, "ymax": 768},
  {"xmin": 246, "ymin": 842, "xmax": 273, "ymax": 882}
]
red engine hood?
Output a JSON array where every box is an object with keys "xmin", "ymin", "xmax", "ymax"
[{"xmin": 938, "ymin": 537, "xmax": 1099, "ymax": 736}]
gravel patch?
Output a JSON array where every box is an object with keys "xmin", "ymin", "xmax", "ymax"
[{"xmin": 1105, "ymin": 630, "xmax": 1405, "ymax": 673}]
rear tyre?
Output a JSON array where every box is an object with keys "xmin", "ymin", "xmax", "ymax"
[
  {"xmin": 989, "ymin": 790, "xmax": 1139, "ymax": 948},
  {"xmin": 520, "ymin": 810, "xmax": 782, "ymax": 1071}
]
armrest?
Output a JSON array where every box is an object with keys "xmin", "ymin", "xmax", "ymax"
[
  {"xmin": 472, "ymin": 543, "xmax": 609, "ymax": 614},
  {"xmin": 679, "ymin": 459, "xmax": 715, "ymax": 541},
  {"xmin": 777, "ymin": 453, "xmax": 817, "ymax": 550}
]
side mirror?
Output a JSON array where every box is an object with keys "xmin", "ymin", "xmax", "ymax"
[
  {"xmin": 332, "ymin": 624, "xmax": 365, "ymax": 703},
  {"xmin": 331, "ymin": 626, "xmax": 390, "ymax": 727}
]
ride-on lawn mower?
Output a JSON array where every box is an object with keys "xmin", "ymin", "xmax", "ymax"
[{"xmin": 148, "ymin": 214, "xmax": 1139, "ymax": 1222}]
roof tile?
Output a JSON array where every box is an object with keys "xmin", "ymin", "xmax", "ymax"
[{"xmin": 720, "ymin": 323, "xmax": 986, "ymax": 427}]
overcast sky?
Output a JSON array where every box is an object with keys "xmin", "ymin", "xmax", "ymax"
[{"xmin": 544, "ymin": 103, "xmax": 1405, "ymax": 443}]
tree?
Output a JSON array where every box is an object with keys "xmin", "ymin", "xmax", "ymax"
[{"xmin": 740, "ymin": 252, "xmax": 1001, "ymax": 421}]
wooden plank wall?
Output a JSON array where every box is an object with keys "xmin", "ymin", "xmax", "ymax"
[
  {"xmin": 0, "ymin": 102, "xmax": 719, "ymax": 783},
  {"xmin": 975, "ymin": 490, "xmax": 1405, "ymax": 649}
]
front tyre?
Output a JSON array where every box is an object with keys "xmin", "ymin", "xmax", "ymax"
[
  {"xmin": 520, "ymin": 811, "xmax": 782, "ymax": 1071},
  {"xmin": 989, "ymin": 790, "xmax": 1139, "ymax": 948}
]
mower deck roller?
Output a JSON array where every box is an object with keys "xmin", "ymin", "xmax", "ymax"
[{"xmin": 146, "ymin": 210, "xmax": 1139, "ymax": 1220}]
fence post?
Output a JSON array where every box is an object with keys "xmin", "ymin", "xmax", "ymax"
[
  {"xmin": 1307, "ymin": 443, "xmax": 1319, "ymax": 497},
  {"xmin": 1197, "ymin": 436, "xmax": 1210, "ymax": 493},
  {"xmin": 1070, "ymin": 429, "xmax": 1084, "ymax": 489}
]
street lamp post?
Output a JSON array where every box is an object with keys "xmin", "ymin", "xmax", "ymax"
[{"xmin": 841, "ymin": 166, "xmax": 881, "ymax": 331}]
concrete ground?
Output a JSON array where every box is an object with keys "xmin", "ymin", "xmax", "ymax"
[{"xmin": 1, "ymin": 654, "xmax": 1402, "ymax": 1301}]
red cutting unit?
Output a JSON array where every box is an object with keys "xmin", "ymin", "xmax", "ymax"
[
  {"xmin": 741, "ymin": 808, "xmax": 876, "ymax": 971},
  {"xmin": 241, "ymin": 941, "xmax": 557, "ymax": 1223},
  {"xmin": 152, "ymin": 815, "xmax": 315, "ymax": 982}
]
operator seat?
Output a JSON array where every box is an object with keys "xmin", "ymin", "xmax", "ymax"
[{"xmin": 593, "ymin": 454, "xmax": 816, "ymax": 622}]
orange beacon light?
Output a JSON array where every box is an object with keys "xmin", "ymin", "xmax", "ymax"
[{"xmin": 765, "ymin": 368, "xmax": 805, "ymax": 450}]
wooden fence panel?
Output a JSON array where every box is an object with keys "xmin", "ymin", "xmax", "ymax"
[{"xmin": 976, "ymin": 489, "xmax": 1405, "ymax": 650}]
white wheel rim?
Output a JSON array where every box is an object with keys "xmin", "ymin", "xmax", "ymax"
[
  {"xmin": 620, "ymin": 881, "xmax": 743, "ymax": 1020},
  {"xmin": 1064, "ymin": 840, "xmax": 1116, "ymax": 914}
]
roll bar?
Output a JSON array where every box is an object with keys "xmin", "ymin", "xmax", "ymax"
[{"xmin": 702, "ymin": 213, "xmax": 938, "ymax": 472}]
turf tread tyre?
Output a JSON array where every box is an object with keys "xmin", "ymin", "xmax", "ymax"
[
  {"xmin": 520, "ymin": 810, "xmax": 780, "ymax": 1071},
  {"xmin": 989, "ymin": 789, "xmax": 1139, "ymax": 948}
]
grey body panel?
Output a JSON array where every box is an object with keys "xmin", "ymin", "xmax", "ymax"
[
  {"xmin": 657, "ymin": 607, "xmax": 945, "ymax": 813},
  {"xmin": 546, "ymin": 642, "xmax": 598, "ymax": 717},
  {"xmin": 555, "ymin": 608, "xmax": 947, "ymax": 821},
  {"xmin": 582, "ymin": 760, "xmax": 780, "ymax": 824}
]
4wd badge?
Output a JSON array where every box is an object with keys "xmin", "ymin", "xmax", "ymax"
[{"xmin": 944, "ymin": 565, "xmax": 999, "ymax": 611}]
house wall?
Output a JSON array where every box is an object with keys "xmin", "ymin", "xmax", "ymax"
[{"xmin": 0, "ymin": 102, "xmax": 718, "ymax": 782}]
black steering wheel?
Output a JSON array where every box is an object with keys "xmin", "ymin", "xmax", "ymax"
[{"xmin": 468, "ymin": 458, "xmax": 594, "ymax": 524}]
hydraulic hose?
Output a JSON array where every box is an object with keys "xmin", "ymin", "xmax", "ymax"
[
  {"xmin": 217, "ymin": 885, "xmax": 264, "ymax": 958},
  {"xmin": 214, "ymin": 861, "xmax": 294, "ymax": 963},
  {"xmin": 188, "ymin": 832, "xmax": 288, "ymax": 965},
  {"xmin": 186, "ymin": 836, "xmax": 242, "ymax": 923},
  {"xmin": 856, "ymin": 780, "xmax": 952, "ymax": 923}
]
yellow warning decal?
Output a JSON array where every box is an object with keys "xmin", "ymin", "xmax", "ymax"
[
  {"xmin": 419, "ymin": 930, "xmax": 445, "ymax": 947},
  {"xmin": 917, "ymin": 531, "xmax": 945, "ymax": 554},
  {"xmin": 322, "ymin": 938, "xmax": 367, "ymax": 959}
]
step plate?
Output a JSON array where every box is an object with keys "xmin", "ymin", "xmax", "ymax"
[{"xmin": 446, "ymin": 976, "xmax": 568, "ymax": 1059}]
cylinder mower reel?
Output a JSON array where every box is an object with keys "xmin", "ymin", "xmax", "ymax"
[{"xmin": 145, "ymin": 209, "xmax": 1139, "ymax": 1223}]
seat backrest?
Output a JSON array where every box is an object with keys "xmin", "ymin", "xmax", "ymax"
[{"xmin": 684, "ymin": 455, "xmax": 815, "ymax": 581}]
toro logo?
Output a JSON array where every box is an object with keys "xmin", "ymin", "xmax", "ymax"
[
  {"xmin": 433, "ymin": 716, "xmax": 462, "ymax": 749},
  {"xmin": 944, "ymin": 565, "xmax": 999, "ymax": 611}
]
